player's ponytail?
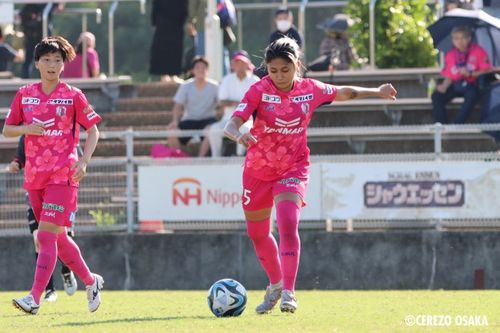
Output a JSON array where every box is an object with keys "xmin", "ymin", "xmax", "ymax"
[{"xmin": 34, "ymin": 36, "xmax": 76, "ymax": 62}]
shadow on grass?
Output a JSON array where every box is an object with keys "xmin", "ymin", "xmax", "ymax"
[{"xmin": 55, "ymin": 316, "xmax": 213, "ymax": 327}]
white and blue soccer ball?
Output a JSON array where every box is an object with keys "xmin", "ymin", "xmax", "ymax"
[{"xmin": 207, "ymin": 278, "xmax": 247, "ymax": 317}]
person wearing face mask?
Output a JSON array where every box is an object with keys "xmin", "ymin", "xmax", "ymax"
[{"xmin": 269, "ymin": 7, "xmax": 302, "ymax": 48}]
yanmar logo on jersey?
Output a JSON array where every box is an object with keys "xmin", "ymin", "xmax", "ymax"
[
  {"xmin": 47, "ymin": 99, "xmax": 73, "ymax": 105},
  {"xmin": 276, "ymin": 117, "xmax": 300, "ymax": 128},
  {"xmin": 33, "ymin": 117, "xmax": 55, "ymax": 128},
  {"xmin": 290, "ymin": 94, "xmax": 313, "ymax": 103},
  {"xmin": 42, "ymin": 129, "xmax": 63, "ymax": 136},
  {"xmin": 22, "ymin": 97, "xmax": 40, "ymax": 105},
  {"xmin": 262, "ymin": 94, "xmax": 281, "ymax": 103}
]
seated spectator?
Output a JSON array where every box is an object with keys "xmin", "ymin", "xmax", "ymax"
[
  {"xmin": 167, "ymin": 56, "xmax": 219, "ymax": 156},
  {"xmin": 0, "ymin": 26, "xmax": 24, "ymax": 72},
  {"xmin": 63, "ymin": 32, "xmax": 100, "ymax": 78},
  {"xmin": 307, "ymin": 14, "xmax": 359, "ymax": 72},
  {"xmin": 431, "ymin": 25, "xmax": 493, "ymax": 124},
  {"xmin": 199, "ymin": 50, "xmax": 259, "ymax": 157}
]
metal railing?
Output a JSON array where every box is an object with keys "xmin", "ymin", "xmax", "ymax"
[{"xmin": 2, "ymin": 122, "xmax": 500, "ymax": 235}]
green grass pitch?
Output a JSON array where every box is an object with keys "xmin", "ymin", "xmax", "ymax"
[{"xmin": 1, "ymin": 291, "xmax": 499, "ymax": 332}]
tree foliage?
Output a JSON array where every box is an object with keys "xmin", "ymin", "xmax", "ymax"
[{"xmin": 346, "ymin": 0, "xmax": 438, "ymax": 68}]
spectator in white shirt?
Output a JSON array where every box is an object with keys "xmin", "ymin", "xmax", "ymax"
[{"xmin": 200, "ymin": 51, "xmax": 259, "ymax": 157}]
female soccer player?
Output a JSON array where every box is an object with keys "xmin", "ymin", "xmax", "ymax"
[
  {"xmin": 224, "ymin": 37, "xmax": 397, "ymax": 314},
  {"xmin": 3, "ymin": 36, "xmax": 103, "ymax": 315}
]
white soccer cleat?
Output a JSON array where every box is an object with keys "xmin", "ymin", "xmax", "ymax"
[
  {"xmin": 12, "ymin": 294, "xmax": 40, "ymax": 315},
  {"xmin": 43, "ymin": 289, "xmax": 57, "ymax": 302},
  {"xmin": 86, "ymin": 273, "xmax": 104, "ymax": 313},
  {"xmin": 280, "ymin": 289, "xmax": 298, "ymax": 313},
  {"xmin": 255, "ymin": 285, "xmax": 282, "ymax": 314},
  {"xmin": 62, "ymin": 272, "xmax": 78, "ymax": 296}
]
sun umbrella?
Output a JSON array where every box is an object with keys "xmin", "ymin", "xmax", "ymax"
[{"xmin": 427, "ymin": 8, "xmax": 500, "ymax": 65}]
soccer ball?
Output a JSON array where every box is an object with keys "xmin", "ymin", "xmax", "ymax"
[{"xmin": 207, "ymin": 278, "xmax": 247, "ymax": 317}]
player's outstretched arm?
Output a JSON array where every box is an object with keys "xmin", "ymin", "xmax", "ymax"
[
  {"xmin": 224, "ymin": 116, "xmax": 257, "ymax": 148},
  {"xmin": 3, "ymin": 123, "xmax": 44, "ymax": 137},
  {"xmin": 335, "ymin": 83, "xmax": 397, "ymax": 102},
  {"xmin": 71, "ymin": 125, "xmax": 99, "ymax": 182}
]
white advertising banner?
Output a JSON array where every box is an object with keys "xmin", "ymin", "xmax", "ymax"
[
  {"xmin": 322, "ymin": 161, "xmax": 500, "ymax": 220},
  {"xmin": 139, "ymin": 164, "xmax": 322, "ymax": 221}
]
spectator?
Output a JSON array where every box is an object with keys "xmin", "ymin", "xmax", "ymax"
[
  {"xmin": 432, "ymin": 26, "xmax": 493, "ymax": 124},
  {"xmin": 200, "ymin": 51, "xmax": 259, "ymax": 157},
  {"xmin": 150, "ymin": 0, "xmax": 187, "ymax": 83},
  {"xmin": 63, "ymin": 32, "xmax": 100, "ymax": 78},
  {"xmin": 19, "ymin": 3, "xmax": 63, "ymax": 78},
  {"xmin": 307, "ymin": 14, "xmax": 359, "ymax": 72},
  {"xmin": 0, "ymin": 26, "xmax": 24, "ymax": 72},
  {"xmin": 167, "ymin": 56, "xmax": 219, "ymax": 156},
  {"xmin": 269, "ymin": 7, "xmax": 302, "ymax": 48}
]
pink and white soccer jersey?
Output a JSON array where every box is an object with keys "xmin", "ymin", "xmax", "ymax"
[
  {"xmin": 233, "ymin": 76, "xmax": 337, "ymax": 181},
  {"xmin": 6, "ymin": 82, "xmax": 101, "ymax": 190}
]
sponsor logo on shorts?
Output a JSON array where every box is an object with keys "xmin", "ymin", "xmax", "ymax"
[
  {"xmin": 22, "ymin": 97, "xmax": 40, "ymax": 105},
  {"xmin": 235, "ymin": 103, "xmax": 247, "ymax": 112},
  {"xmin": 43, "ymin": 203, "xmax": 65, "ymax": 212},
  {"xmin": 262, "ymin": 94, "xmax": 281, "ymax": 103},
  {"xmin": 47, "ymin": 98, "xmax": 73, "ymax": 105},
  {"xmin": 290, "ymin": 94, "xmax": 313, "ymax": 103},
  {"xmin": 44, "ymin": 211, "xmax": 56, "ymax": 218},
  {"xmin": 278, "ymin": 177, "xmax": 302, "ymax": 186}
]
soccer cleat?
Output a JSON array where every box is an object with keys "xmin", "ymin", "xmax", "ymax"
[
  {"xmin": 280, "ymin": 289, "xmax": 298, "ymax": 313},
  {"xmin": 86, "ymin": 273, "xmax": 104, "ymax": 313},
  {"xmin": 255, "ymin": 285, "xmax": 282, "ymax": 314},
  {"xmin": 43, "ymin": 289, "xmax": 58, "ymax": 302},
  {"xmin": 12, "ymin": 294, "xmax": 40, "ymax": 315},
  {"xmin": 62, "ymin": 272, "xmax": 78, "ymax": 296}
]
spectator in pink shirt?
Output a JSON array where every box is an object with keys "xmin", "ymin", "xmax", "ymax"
[
  {"xmin": 63, "ymin": 32, "xmax": 100, "ymax": 78},
  {"xmin": 432, "ymin": 25, "xmax": 493, "ymax": 123}
]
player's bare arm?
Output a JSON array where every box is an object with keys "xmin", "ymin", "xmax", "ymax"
[
  {"xmin": 71, "ymin": 125, "xmax": 99, "ymax": 182},
  {"xmin": 335, "ymin": 83, "xmax": 397, "ymax": 101},
  {"xmin": 224, "ymin": 116, "xmax": 257, "ymax": 148},
  {"xmin": 3, "ymin": 123, "xmax": 44, "ymax": 137}
]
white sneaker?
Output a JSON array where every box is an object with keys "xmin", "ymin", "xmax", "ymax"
[
  {"xmin": 86, "ymin": 273, "xmax": 104, "ymax": 313},
  {"xmin": 62, "ymin": 272, "xmax": 78, "ymax": 296},
  {"xmin": 43, "ymin": 289, "xmax": 57, "ymax": 302},
  {"xmin": 255, "ymin": 285, "xmax": 282, "ymax": 314},
  {"xmin": 12, "ymin": 294, "xmax": 40, "ymax": 315},
  {"xmin": 280, "ymin": 289, "xmax": 298, "ymax": 313}
]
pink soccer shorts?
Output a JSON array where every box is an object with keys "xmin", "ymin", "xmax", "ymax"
[
  {"xmin": 241, "ymin": 171, "xmax": 308, "ymax": 211},
  {"xmin": 28, "ymin": 184, "xmax": 78, "ymax": 227}
]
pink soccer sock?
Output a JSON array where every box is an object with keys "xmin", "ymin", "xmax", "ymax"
[
  {"xmin": 57, "ymin": 231, "xmax": 95, "ymax": 286},
  {"xmin": 31, "ymin": 231, "xmax": 58, "ymax": 304},
  {"xmin": 276, "ymin": 200, "xmax": 301, "ymax": 291},
  {"xmin": 247, "ymin": 218, "xmax": 282, "ymax": 285}
]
